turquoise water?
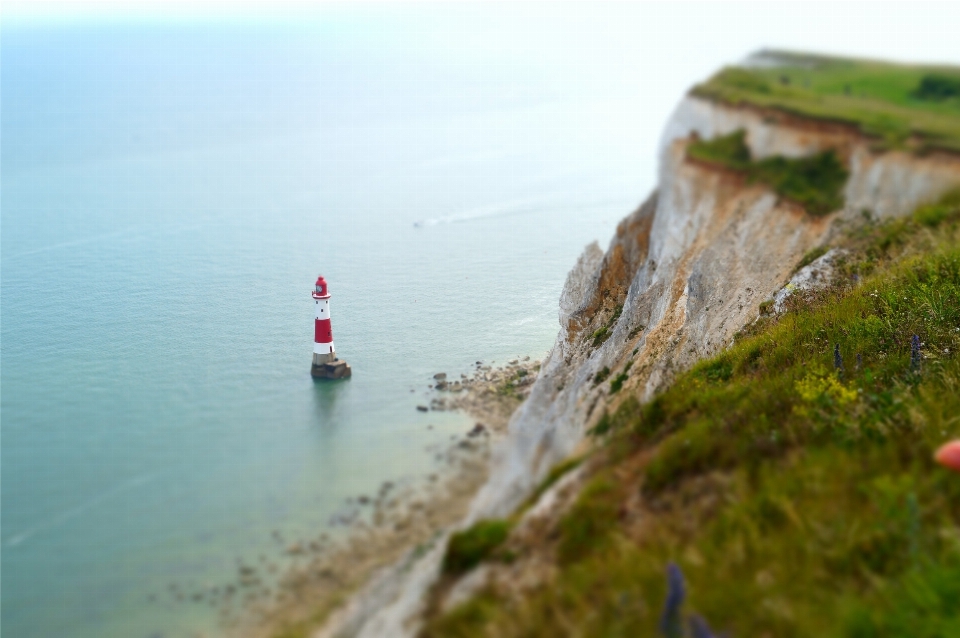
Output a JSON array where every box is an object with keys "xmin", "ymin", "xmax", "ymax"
[{"xmin": 1, "ymin": 18, "xmax": 648, "ymax": 638}]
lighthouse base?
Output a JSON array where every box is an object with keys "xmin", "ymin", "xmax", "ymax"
[
  {"xmin": 311, "ymin": 359, "xmax": 352, "ymax": 380},
  {"xmin": 313, "ymin": 351, "xmax": 337, "ymax": 366}
]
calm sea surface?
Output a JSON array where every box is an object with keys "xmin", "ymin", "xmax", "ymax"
[{"xmin": 2, "ymin": 17, "xmax": 651, "ymax": 637}]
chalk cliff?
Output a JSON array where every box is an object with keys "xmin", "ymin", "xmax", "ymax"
[
  {"xmin": 318, "ymin": 80, "xmax": 960, "ymax": 638},
  {"xmin": 468, "ymin": 94, "xmax": 960, "ymax": 522}
]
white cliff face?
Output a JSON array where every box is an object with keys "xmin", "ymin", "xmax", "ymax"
[
  {"xmin": 771, "ymin": 248, "xmax": 846, "ymax": 314},
  {"xmin": 467, "ymin": 241, "xmax": 610, "ymax": 520},
  {"xmin": 470, "ymin": 95, "xmax": 960, "ymax": 520},
  {"xmin": 318, "ymin": 96, "xmax": 960, "ymax": 637}
]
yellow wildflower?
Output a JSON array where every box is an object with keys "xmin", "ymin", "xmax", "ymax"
[{"xmin": 794, "ymin": 369, "xmax": 857, "ymax": 417}]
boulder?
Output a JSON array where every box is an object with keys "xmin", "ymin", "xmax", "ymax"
[{"xmin": 467, "ymin": 423, "xmax": 487, "ymax": 438}]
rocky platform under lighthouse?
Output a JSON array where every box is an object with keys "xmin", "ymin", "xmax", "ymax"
[{"xmin": 311, "ymin": 275, "xmax": 352, "ymax": 380}]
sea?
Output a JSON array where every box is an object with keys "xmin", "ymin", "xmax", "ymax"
[{"xmin": 1, "ymin": 12, "xmax": 656, "ymax": 638}]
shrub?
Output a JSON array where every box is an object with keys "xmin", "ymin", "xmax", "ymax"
[
  {"xmin": 687, "ymin": 129, "xmax": 752, "ymax": 169},
  {"xmin": 687, "ymin": 129, "xmax": 849, "ymax": 216},
  {"xmin": 913, "ymin": 73, "xmax": 960, "ymax": 101},
  {"xmin": 609, "ymin": 372, "xmax": 629, "ymax": 394},
  {"xmin": 590, "ymin": 326, "xmax": 610, "ymax": 346},
  {"xmin": 442, "ymin": 520, "xmax": 512, "ymax": 575},
  {"xmin": 590, "ymin": 411, "xmax": 613, "ymax": 437},
  {"xmin": 610, "ymin": 361, "xmax": 634, "ymax": 394},
  {"xmin": 750, "ymin": 149, "xmax": 848, "ymax": 216},
  {"xmin": 594, "ymin": 366, "xmax": 611, "ymax": 385}
]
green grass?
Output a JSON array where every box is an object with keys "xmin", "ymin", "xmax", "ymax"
[
  {"xmin": 913, "ymin": 189, "xmax": 960, "ymax": 228},
  {"xmin": 523, "ymin": 456, "xmax": 585, "ymax": 510},
  {"xmin": 420, "ymin": 192, "xmax": 960, "ymax": 638},
  {"xmin": 797, "ymin": 245, "xmax": 830, "ymax": 271},
  {"xmin": 691, "ymin": 51, "xmax": 960, "ymax": 153},
  {"xmin": 420, "ymin": 590, "xmax": 504, "ymax": 638},
  {"xmin": 556, "ymin": 476, "xmax": 621, "ymax": 565},
  {"xmin": 687, "ymin": 129, "xmax": 849, "ymax": 215}
]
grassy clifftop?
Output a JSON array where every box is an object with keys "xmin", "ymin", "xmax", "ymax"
[
  {"xmin": 425, "ymin": 191, "xmax": 960, "ymax": 637},
  {"xmin": 691, "ymin": 51, "xmax": 960, "ymax": 153}
]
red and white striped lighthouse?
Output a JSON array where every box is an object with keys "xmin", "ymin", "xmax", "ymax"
[{"xmin": 311, "ymin": 275, "xmax": 351, "ymax": 379}]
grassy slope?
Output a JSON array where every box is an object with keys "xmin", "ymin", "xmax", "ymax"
[
  {"xmin": 423, "ymin": 192, "xmax": 960, "ymax": 637},
  {"xmin": 691, "ymin": 51, "xmax": 960, "ymax": 153}
]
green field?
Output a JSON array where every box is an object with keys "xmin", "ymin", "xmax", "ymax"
[
  {"xmin": 691, "ymin": 51, "xmax": 960, "ymax": 153},
  {"xmin": 423, "ymin": 191, "xmax": 960, "ymax": 638}
]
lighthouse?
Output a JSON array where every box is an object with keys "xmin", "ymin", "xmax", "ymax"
[{"xmin": 311, "ymin": 275, "xmax": 352, "ymax": 379}]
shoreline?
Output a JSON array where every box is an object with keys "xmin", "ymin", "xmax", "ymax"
[{"xmin": 229, "ymin": 357, "xmax": 543, "ymax": 638}]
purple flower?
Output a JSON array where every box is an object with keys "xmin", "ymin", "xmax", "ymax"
[
  {"xmin": 834, "ymin": 344, "xmax": 843, "ymax": 375},
  {"xmin": 911, "ymin": 334, "xmax": 922, "ymax": 372},
  {"xmin": 660, "ymin": 562, "xmax": 686, "ymax": 638},
  {"xmin": 658, "ymin": 563, "xmax": 729, "ymax": 637},
  {"xmin": 689, "ymin": 614, "xmax": 720, "ymax": 638}
]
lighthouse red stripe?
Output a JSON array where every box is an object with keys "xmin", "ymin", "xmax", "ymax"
[{"xmin": 315, "ymin": 318, "xmax": 333, "ymax": 343}]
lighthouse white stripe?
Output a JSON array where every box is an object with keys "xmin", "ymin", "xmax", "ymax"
[
  {"xmin": 315, "ymin": 299, "xmax": 331, "ymax": 320},
  {"xmin": 314, "ymin": 341, "xmax": 335, "ymax": 355}
]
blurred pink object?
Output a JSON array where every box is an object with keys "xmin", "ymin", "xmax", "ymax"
[{"xmin": 935, "ymin": 441, "xmax": 960, "ymax": 473}]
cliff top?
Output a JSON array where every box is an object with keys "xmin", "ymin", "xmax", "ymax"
[{"xmin": 692, "ymin": 50, "xmax": 960, "ymax": 153}]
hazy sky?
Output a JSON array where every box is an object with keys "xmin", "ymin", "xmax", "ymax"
[
  {"xmin": 4, "ymin": 1, "xmax": 958, "ymax": 189},
  {"xmin": 5, "ymin": 3, "xmax": 956, "ymax": 89},
  {"xmin": 5, "ymin": 1, "xmax": 960, "ymax": 67}
]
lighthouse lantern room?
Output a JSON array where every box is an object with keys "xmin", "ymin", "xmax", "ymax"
[{"xmin": 310, "ymin": 275, "xmax": 352, "ymax": 379}]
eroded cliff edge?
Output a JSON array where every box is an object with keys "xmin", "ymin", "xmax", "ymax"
[
  {"xmin": 468, "ymin": 94, "xmax": 960, "ymax": 522},
  {"xmin": 317, "ymin": 74, "xmax": 960, "ymax": 638}
]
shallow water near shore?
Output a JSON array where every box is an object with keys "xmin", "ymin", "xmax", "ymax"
[{"xmin": 1, "ymin": 18, "xmax": 648, "ymax": 638}]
